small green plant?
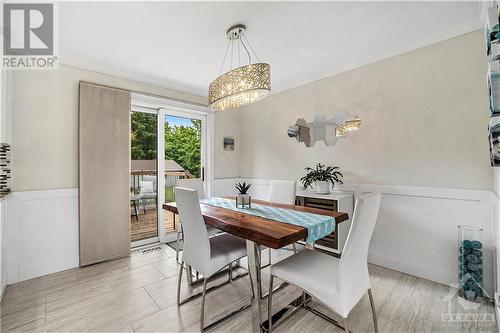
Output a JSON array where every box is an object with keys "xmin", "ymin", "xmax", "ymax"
[
  {"xmin": 235, "ymin": 182, "xmax": 252, "ymax": 195},
  {"xmin": 301, "ymin": 163, "xmax": 344, "ymax": 189}
]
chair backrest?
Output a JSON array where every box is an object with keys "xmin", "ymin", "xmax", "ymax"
[
  {"xmin": 173, "ymin": 187, "xmax": 210, "ymax": 274},
  {"xmin": 268, "ymin": 180, "xmax": 297, "ymax": 205},
  {"xmin": 338, "ymin": 193, "xmax": 381, "ymax": 315},
  {"xmin": 177, "ymin": 178, "xmax": 205, "ymax": 199}
]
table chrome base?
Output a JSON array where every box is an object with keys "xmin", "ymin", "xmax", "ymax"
[
  {"xmin": 186, "ymin": 263, "xmax": 247, "ymax": 287},
  {"xmin": 263, "ymin": 293, "xmax": 348, "ymax": 333},
  {"xmin": 260, "ymin": 281, "xmax": 288, "ymax": 300},
  {"xmin": 179, "ymin": 267, "xmax": 248, "ymax": 305},
  {"xmin": 202, "ymin": 294, "xmax": 255, "ymax": 332},
  {"xmin": 261, "ymin": 293, "xmax": 312, "ymax": 332},
  {"xmin": 303, "ymin": 304, "xmax": 346, "ymax": 331}
]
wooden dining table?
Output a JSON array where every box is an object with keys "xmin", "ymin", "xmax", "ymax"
[{"xmin": 163, "ymin": 197, "xmax": 349, "ymax": 332}]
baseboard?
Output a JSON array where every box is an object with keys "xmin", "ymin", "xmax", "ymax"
[
  {"xmin": 18, "ymin": 256, "xmax": 79, "ymax": 283},
  {"xmin": 0, "ymin": 283, "xmax": 6, "ymax": 302},
  {"xmin": 368, "ymin": 252, "xmax": 455, "ymax": 287}
]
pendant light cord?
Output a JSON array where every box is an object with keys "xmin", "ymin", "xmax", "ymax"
[
  {"xmin": 219, "ymin": 39, "xmax": 231, "ymax": 74},
  {"xmin": 240, "ymin": 32, "xmax": 252, "ymax": 65},
  {"xmin": 230, "ymin": 39, "xmax": 234, "ymax": 70},
  {"xmin": 243, "ymin": 33, "xmax": 261, "ymax": 63},
  {"xmin": 218, "ymin": 29, "xmax": 260, "ymax": 74}
]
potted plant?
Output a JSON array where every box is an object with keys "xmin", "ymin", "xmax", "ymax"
[
  {"xmin": 300, "ymin": 163, "xmax": 344, "ymax": 194},
  {"xmin": 235, "ymin": 182, "xmax": 252, "ymax": 208}
]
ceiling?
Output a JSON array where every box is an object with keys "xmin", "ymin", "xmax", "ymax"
[{"xmin": 59, "ymin": 1, "xmax": 484, "ymax": 98}]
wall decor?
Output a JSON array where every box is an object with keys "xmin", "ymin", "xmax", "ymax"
[
  {"xmin": 287, "ymin": 112, "xmax": 361, "ymax": 147},
  {"xmin": 223, "ymin": 137, "xmax": 235, "ymax": 151},
  {"xmin": 486, "ymin": 3, "xmax": 500, "ymax": 166},
  {"xmin": 490, "ymin": 117, "xmax": 500, "ymax": 166},
  {"xmin": 0, "ymin": 143, "xmax": 10, "ymax": 194}
]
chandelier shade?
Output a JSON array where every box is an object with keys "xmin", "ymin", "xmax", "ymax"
[
  {"xmin": 209, "ymin": 63, "xmax": 270, "ymax": 111},
  {"xmin": 209, "ymin": 24, "xmax": 271, "ymax": 111}
]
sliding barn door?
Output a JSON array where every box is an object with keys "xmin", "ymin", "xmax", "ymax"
[{"xmin": 79, "ymin": 82, "xmax": 131, "ymax": 266}]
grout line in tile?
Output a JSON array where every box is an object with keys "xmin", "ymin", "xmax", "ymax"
[{"xmin": 142, "ymin": 287, "xmax": 161, "ymax": 311}]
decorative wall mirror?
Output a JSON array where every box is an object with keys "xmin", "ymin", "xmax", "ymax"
[{"xmin": 287, "ymin": 112, "xmax": 361, "ymax": 147}]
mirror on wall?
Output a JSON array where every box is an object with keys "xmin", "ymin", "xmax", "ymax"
[{"xmin": 287, "ymin": 112, "xmax": 361, "ymax": 147}]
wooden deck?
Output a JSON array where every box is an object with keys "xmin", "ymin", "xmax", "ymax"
[{"xmin": 130, "ymin": 206, "xmax": 177, "ymax": 242}]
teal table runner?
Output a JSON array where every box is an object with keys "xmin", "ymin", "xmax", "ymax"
[{"xmin": 199, "ymin": 197, "xmax": 335, "ymax": 244}]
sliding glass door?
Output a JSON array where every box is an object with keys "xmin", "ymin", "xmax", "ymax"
[
  {"xmin": 163, "ymin": 114, "xmax": 204, "ymax": 239},
  {"xmin": 130, "ymin": 100, "xmax": 207, "ymax": 247},
  {"xmin": 130, "ymin": 111, "xmax": 159, "ymax": 247}
]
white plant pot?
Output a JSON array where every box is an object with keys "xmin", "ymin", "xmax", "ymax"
[
  {"xmin": 314, "ymin": 181, "xmax": 331, "ymax": 194},
  {"xmin": 236, "ymin": 194, "xmax": 251, "ymax": 205}
]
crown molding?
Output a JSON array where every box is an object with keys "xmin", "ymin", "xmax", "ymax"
[
  {"xmin": 58, "ymin": 57, "xmax": 208, "ymax": 98},
  {"xmin": 271, "ymin": 21, "xmax": 484, "ymax": 95}
]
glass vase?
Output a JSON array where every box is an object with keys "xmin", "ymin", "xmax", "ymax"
[{"xmin": 458, "ymin": 225, "xmax": 484, "ymax": 302}]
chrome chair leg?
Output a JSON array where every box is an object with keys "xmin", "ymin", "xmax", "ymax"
[
  {"xmin": 248, "ymin": 260, "xmax": 256, "ymax": 299},
  {"xmin": 268, "ymin": 248, "xmax": 272, "ymax": 265},
  {"xmin": 368, "ymin": 288, "xmax": 378, "ymax": 333},
  {"xmin": 228, "ymin": 263, "xmax": 233, "ymax": 282},
  {"xmin": 175, "ymin": 230, "xmax": 181, "ymax": 262},
  {"xmin": 177, "ymin": 261, "xmax": 184, "ymax": 305},
  {"xmin": 200, "ymin": 278, "xmax": 208, "ymax": 332},
  {"xmin": 268, "ymin": 275, "xmax": 274, "ymax": 333},
  {"xmin": 292, "ymin": 243, "xmax": 297, "ymax": 254},
  {"xmin": 176, "ymin": 222, "xmax": 183, "ymax": 263},
  {"xmin": 187, "ymin": 263, "xmax": 253, "ymax": 332}
]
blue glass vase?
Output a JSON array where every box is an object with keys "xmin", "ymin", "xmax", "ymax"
[{"xmin": 458, "ymin": 225, "xmax": 484, "ymax": 303}]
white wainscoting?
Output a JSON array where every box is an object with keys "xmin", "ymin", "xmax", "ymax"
[
  {"xmin": 5, "ymin": 189, "xmax": 79, "ymax": 284},
  {"xmin": 1, "ymin": 196, "xmax": 7, "ymax": 299},
  {"xmin": 212, "ymin": 178, "xmax": 497, "ymax": 296}
]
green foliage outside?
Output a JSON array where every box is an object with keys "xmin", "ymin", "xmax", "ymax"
[{"xmin": 131, "ymin": 113, "xmax": 202, "ymax": 178}]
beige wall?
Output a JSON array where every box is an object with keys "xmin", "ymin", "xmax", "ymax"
[
  {"xmin": 10, "ymin": 64, "xmax": 211, "ymax": 191},
  {"xmin": 214, "ymin": 110, "xmax": 241, "ymax": 179},
  {"xmin": 237, "ymin": 30, "xmax": 493, "ymax": 190}
]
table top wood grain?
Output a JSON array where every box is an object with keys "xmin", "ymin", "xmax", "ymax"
[{"xmin": 162, "ymin": 197, "xmax": 349, "ymax": 249}]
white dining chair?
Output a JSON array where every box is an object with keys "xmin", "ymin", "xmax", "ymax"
[
  {"xmin": 175, "ymin": 178, "xmax": 222, "ymax": 262},
  {"xmin": 177, "ymin": 178, "xmax": 205, "ymax": 198},
  {"xmin": 174, "ymin": 187, "xmax": 253, "ymax": 331},
  {"xmin": 268, "ymin": 180, "xmax": 297, "ymax": 205},
  {"xmin": 268, "ymin": 193, "xmax": 381, "ymax": 333},
  {"xmin": 268, "ymin": 180, "xmax": 298, "ymax": 254}
]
